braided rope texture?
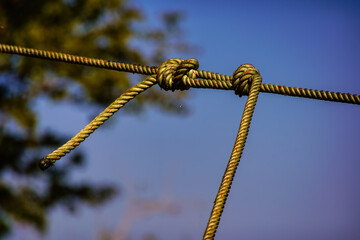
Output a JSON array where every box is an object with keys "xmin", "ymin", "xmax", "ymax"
[
  {"xmin": 203, "ymin": 65, "xmax": 263, "ymax": 239},
  {"xmin": 38, "ymin": 57, "xmax": 199, "ymax": 170},
  {"xmin": 0, "ymin": 43, "xmax": 157, "ymax": 75},
  {"xmin": 1, "ymin": 43, "xmax": 359, "ymax": 240},
  {"xmin": 39, "ymin": 77, "xmax": 157, "ymax": 170},
  {"xmin": 1, "ymin": 43, "xmax": 359, "ymax": 104}
]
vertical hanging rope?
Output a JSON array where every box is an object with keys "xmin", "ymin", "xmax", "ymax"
[{"xmin": 203, "ymin": 64, "xmax": 263, "ymax": 239}]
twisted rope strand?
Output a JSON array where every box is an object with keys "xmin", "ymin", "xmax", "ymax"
[
  {"xmin": 260, "ymin": 83, "xmax": 360, "ymax": 104},
  {"xmin": 39, "ymin": 76, "xmax": 157, "ymax": 170},
  {"xmin": 203, "ymin": 65, "xmax": 263, "ymax": 239},
  {"xmin": 181, "ymin": 79, "xmax": 360, "ymax": 105},
  {"xmin": 1, "ymin": 43, "xmax": 359, "ymax": 105},
  {"xmin": 0, "ymin": 43, "xmax": 157, "ymax": 75}
]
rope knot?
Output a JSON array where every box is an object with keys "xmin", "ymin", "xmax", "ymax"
[
  {"xmin": 157, "ymin": 58, "xmax": 199, "ymax": 91},
  {"xmin": 232, "ymin": 64, "xmax": 260, "ymax": 97}
]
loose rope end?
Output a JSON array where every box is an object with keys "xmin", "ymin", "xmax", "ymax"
[{"xmin": 39, "ymin": 157, "xmax": 55, "ymax": 171}]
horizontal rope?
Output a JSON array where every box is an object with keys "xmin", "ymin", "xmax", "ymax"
[
  {"xmin": 0, "ymin": 43, "xmax": 157, "ymax": 75},
  {"xmin": 1, "ymin": 43, "xmax": 359, "ymax": 105}
]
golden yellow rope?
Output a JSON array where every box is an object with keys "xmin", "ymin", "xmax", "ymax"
[
  {"xmin": 1, "ymin": 43, "xmax": 359, "ymax": 240},
  {"xmin": 39, "ymin": 76, "xmax": 157, "ymax": 170},
  {"xmin": 1, "ymin": 43, "xmax": 359, "ymax": 104},
  {"xmin": 202, "ymin": 64, "xmax": 263, "ymax": 239}
]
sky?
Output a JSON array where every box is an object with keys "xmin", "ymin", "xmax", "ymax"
[{"xmin": 8, "ymin": 0, "xmax": 360, "ymax": 239}]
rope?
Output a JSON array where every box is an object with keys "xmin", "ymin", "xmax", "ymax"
[
  {"xmin": 0, "ymin": 43, "xmax": 157, "ymax": 75},
  {"xmin": 1, "ymin": 43, "xmax": 359, "ymax": 239},
  {"xmin": 38, "ymin": 57, "xmax": 200, "ymax": 170},
  {"xmin": 203, "ymin": 65, "xmax": 262, "ymax": 239},
  {"xmin": 1, "ymin": 43, "xmax": 359, "ymax": 104},
  {"xmin": 39, "ymin": 77, "xmax": 157, "ymax": 170}
]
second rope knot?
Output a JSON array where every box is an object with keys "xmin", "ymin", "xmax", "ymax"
[
  {"xmin": 157, "ymin": 58, "xmax": 199, "ymax": 91},
  {"xmin": 232, "ymin": 64, "xmax": 260, "ymax": 97}
]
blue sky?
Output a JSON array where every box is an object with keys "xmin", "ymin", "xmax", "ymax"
[{"xmin": 9, "ymin": 0, "xmax": 360, "ymax": 239}]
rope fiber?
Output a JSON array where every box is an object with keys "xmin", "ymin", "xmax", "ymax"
[
  {"xmin": 1, "ymin": 43, "xmax": 359, "ymax": 240},
  {"xmin": 1, "ymin": 44, "xmax": 359, "ymax": 104}
]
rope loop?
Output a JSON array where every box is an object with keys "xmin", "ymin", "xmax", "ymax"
[
  {"xmin": 157, "ymin": 58, "xmax": 199, "ymax": 91},
  {"xmin": 232, "ymin": 64, "xmax": 260, "ymax": 96}
]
